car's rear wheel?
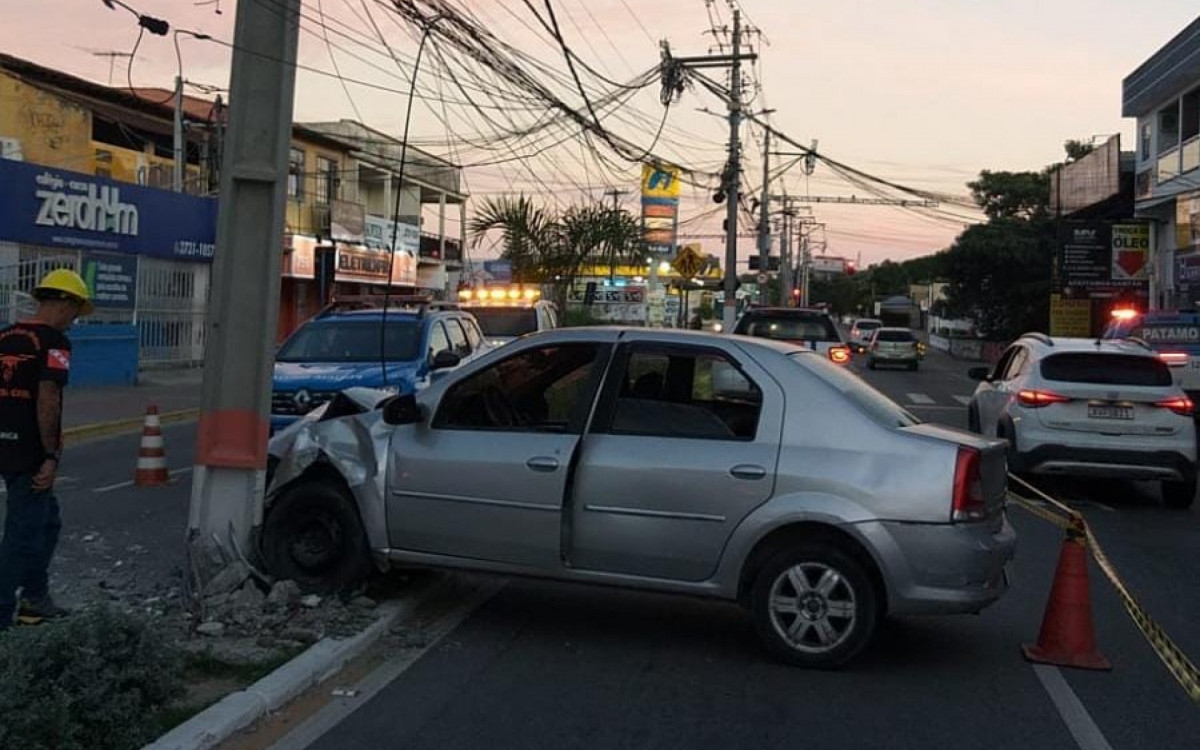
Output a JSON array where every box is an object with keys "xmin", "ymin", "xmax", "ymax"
[
  {"xmin": 262, "ymin": 479, "xmax": 373, "ymax": 593},
  {"xmin": 750, "ymin": 543, "xmax": 879, "ymax": 668},
  {"xmin": 1162, "ymin": 476, "xmax": 1197, "ymax": 509}
]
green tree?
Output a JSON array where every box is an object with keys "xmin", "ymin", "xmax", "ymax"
[
  {"xmin": 1063, "ymin": 139, "xmax": 1096, "ymax": 163},
  {"xmin": 467, "ymin": 195, "xmax": 554, "ymax": 283},
  {"xmin": 968, "ymin": 170, "xmax": 1051, "ymax": 222}
]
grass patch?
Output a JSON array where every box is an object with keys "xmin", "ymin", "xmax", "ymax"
[{"xmin": 154, "ymin": 647, "xmax": 306, "ymax": 733}]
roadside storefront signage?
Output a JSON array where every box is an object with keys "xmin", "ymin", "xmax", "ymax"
[
  {"xmin": 1111, "ymin": 224, "xmax": 1150, "ymax": 282},
  {"xmin": 1059, "ymin": 221, "xmax": 1150, "ymax": 290},
  {"xmin": 0, "ymin": 158, "xmax": 216, "ymax": 262},
  {"xmin": 336, "ymin": 245, "xmax": 417, "ymax": 286},
  {"xmin": 1049, "ymin": 294, "xmax": 1091, "ymax": 337},
  {"xmin": 82, "ymin": 252, "xmax": 137, "ymax": 309},
  {"xmin": 567, "ymin": 286, "xmax": 646, "ymax": 304},
  {"xmin": 363, "ymin": 215, "xmax": 419, "ymax": 255}
]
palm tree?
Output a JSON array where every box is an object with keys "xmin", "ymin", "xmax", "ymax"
[{"xmin": 468, "ymin": 195, "xmax": 553, "ymax": 283}]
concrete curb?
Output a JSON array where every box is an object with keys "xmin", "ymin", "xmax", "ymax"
[
  {"xmin": 63, "ymin": 407, "xmax": 200, "ymax": 446},
  {"xmin": 141, "ymin": 576, "xmax": 446, "ymax": 750}
]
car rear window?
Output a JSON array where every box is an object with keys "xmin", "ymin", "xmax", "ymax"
[
  {"xmin": 855, "ymin": 321, "xmax": 881, "ymax": 330},
  {"xmin": 789, "ymin": 352, "xmax": 919, "ymax": 428},
  {"xmin": 737, "ymin": 313, "xmax": 840, "ymax": 342},
  {"xmin": 1040, "ymin": 353, "xmax": 1172, "ymax": 386},
  {"xmin": 470, "ymin": 307, "xmax": 538, "ymax": 338},
  {"xmin": 876, "ymin": 330, "xmax": 914, "ymax": 342}
]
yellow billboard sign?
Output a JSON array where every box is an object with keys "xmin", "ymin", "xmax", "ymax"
[
  {"xmin": 641, "ymin": 163, "xmax": 681, "ymax": 199},
  {"xmin": 1049, "ymin": 294, "xmax": 1092, "ymax": 337}
]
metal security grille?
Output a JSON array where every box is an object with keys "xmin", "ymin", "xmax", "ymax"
[
  {"xmin": 0, "ymin": 249, "xmax": 80, "ymax": 324},
  {"xmin": 136, "ymin": 258, "xmax": 209, "ymax": 367}
]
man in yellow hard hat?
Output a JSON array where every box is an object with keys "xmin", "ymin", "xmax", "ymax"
[{"xmin": 0, "ymin": 268, "xmax": 92, "ymax": 630}]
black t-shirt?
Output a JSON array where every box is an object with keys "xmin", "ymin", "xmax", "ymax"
[{"xmin": 0, "ymin": 321, "xmax": 70, "ymax": 474}]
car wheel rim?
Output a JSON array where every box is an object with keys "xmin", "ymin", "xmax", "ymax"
[
  {"xmin": 289, "ymin": 512, "xmax": 344, "ymax": 572},
  {"xmin": 768, "ymin": 562, "xmax": 857, "ymax": 654}
]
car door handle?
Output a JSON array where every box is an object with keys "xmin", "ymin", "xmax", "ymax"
[
  {"xmin": 729, "ymin": 464, "xmax": 767, "ymax": 480},
  {"xmin": 526, "ymin": 456, "xmax": 560, "ymax": 472}
]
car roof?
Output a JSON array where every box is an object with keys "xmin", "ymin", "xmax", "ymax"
[
  {"xmin": 854, "ymin": 318, "xmax": 882, "ymax": 323},
  {"xmin": 1019, "ymin": 334, "xmax": 1156, "ymax": 357},
  {"xmin": 875, "ymin": 327, "xmax": 913, "ymax": 332},
  {"xmin": 742, "ymin": 307, "xmax": 832, "ymax": 316},
  {"xmin": 311, "ymin": 308, "xmax": 466, "ymax": 322}
]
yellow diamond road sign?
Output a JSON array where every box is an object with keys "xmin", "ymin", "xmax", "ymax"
[{"xmin": 671, "ymin": 246, "xmax": 704, "ymax": 278}]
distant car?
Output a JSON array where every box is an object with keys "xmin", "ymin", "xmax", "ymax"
[
  {"xmin": 850, "ymin": 319, "xmax": 883, "ymax": 352},
  {"xmin": 270, "ymin": 298, "xmax": 490, "ymax": 433},
  {"xmin": 867, "ymin": 327, "xmax": 922, "ymax": 371},
  {"xmin": 266, "ymin": 328, "xmax": 1015, "ymax": 668},
  {"xmin": 1102, "ymin": 309, "xmax": 1200, "ymax": 408},
  {"xmin": 967, "ymin": 333, "xmax": 1197, "ymax": 508},
  {"xmin": 733, "ymin": 307, "xmax": 852, "ymax": 365},
  {"xmin": 459, "ymin": 288, "xmax": 558, "ymax": 347}
]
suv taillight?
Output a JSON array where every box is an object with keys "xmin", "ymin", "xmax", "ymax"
[
  {"xmin": 1017, "ymin": 389, "xmax": 1070, "ymax": 407},
  {"xmin": 1155, "ymin": 396, "xmax": 1195, "ymax": 416},
  {"xmin": 952, "ymin": 446, "xmax": 987, "ymax": 522}
]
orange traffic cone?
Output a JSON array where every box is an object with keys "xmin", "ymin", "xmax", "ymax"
[
  {"xmin": 1022, "ymin": 519, "xmax": 1111, "ymax": 670},
  {"xmin": 134, "ymin": 405, "xmax": 169, "ymax": 487}
]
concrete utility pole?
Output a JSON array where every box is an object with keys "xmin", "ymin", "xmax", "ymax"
[
  {"xmin": 603, "ymin": 187, "xmax": 629, "ymax": 282},
  {"xmin": 756, "ymin": 126, "xmax": 771, "ymax": 305},
  {"xmin": 722, "ymin": 9, "xmax": 743, "ymax": 331},
  {"xmin": 173, "ymin": 75, "xmax": 184, "ymax": 192},
  {"xmin": 188, "ymin": 0, "xmax": 302, "ymax": 577},
  {"xmin": 780, "ymin": 203, "xmax": 793, "ymax": 305}
]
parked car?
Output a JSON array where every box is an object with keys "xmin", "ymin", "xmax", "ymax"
[
  {"xmin": 733, "ymin": 307, "xmax": 852, "ymax": 365},
  {"xmin": 849, "ymin": 318, "xmax": 883, "ymax": 352},
  {"xmin": 458, "ymin": 287, "xmax": 558, "ymax": 347},
  {"xmin": 967, "ymin": 333, "xmax": 1197, "ymax": 508},
  {"xmin": 1102, "ymin": 308, "xmax": 1200, "ymax": 408},
  {"xmin": 867, "ymin": 327, "xmax": 922, "ymax": 371},
  {"xmin": 265, "ymin": 328, "xmax": 1015, "ymax": 668},
  {"xmin": 270, "ymin": 297, "xmax": 490, "ymax": 433}
]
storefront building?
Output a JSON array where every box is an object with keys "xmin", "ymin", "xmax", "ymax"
[{"xmin": 1122, "ymin": 17, "xmax": 1200, "ymax": 309}]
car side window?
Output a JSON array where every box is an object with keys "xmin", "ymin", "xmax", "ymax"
[
  {"xmin": 433, "ymin": 344, "xmax": 603, "ymax": 433},
  {"xmin": 599, "ymin": 346, "xmax": 762, "ymax": 441},
  {"xmin": 427, "ymin": 322, "xmax": 450, "ymax": 361},
  {"xmin": 464, "ymin": 319, "xmax": 483, "ymax": 350},
  {"xmin": 991, "ymin": 347, "xmax": 1017, "ymax": 381},
  {"xmin": 1004, "ymin": 347, "xmax": 1029, "ymax": 380},
  {"xmin": 447, "ymin": 318, "xmax": 470, "ymax": 356}
]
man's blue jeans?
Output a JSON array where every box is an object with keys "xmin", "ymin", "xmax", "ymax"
[{"xmin": 0, "ymin": 472, "xmax": 61, "ymax": 628}]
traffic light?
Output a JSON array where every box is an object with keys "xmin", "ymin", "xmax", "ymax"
[{"xmin": 845, "ymin": 260, "xmax": 857, "ymax": 275}]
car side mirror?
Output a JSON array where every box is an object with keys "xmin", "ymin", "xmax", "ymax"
[
  {"xmin": 431, "ymin": 350, "xmax": 461, "ymax": 371},
  {"xmin": 382, "ymin": 393, "xmax": 423, "ymax": 425},
  {"xmin": 967, "ymin": 366, "xmax": 991, "ymax": 382}
]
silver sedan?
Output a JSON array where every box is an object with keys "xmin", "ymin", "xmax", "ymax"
[{"xmin": 264, "ymin": 328, "xmax": 1016, "ymax": 668}]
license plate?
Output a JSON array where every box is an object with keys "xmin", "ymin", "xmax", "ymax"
[{"xmin": 1088, "ymin": 404, "xmax": 1133, "ymax": 420}]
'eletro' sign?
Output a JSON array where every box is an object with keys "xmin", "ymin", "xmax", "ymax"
[{"xmin": 0, "ymin": 158, "xmax": 217, "ymax": 262}]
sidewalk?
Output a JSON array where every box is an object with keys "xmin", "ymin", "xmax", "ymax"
[{"xmin": 64, "ymin": 367, "xmax": 203, "ymax": 430}]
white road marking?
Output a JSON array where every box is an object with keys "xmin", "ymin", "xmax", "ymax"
[
  {"xmin": 1032, "ymin": 664, "xmax": 1115, "ymax": 750},
  {"xmin": 954, "ymin": 395, "xmax": 973, "ymax": 406},
  {"xmin": 93, "ymin": 467, "xmax": 192, "ymax": 493},
  {"xmin": 906, "ymin": 392, "xmax": 935, "ymax": 405}
]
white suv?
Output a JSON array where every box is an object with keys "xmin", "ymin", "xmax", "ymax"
[{"xmin": 967, "ymin": 333, "xmax": 1197, "ymax": 508}]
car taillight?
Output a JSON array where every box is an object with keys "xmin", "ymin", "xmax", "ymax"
[
  {"xmin": 952, "ymin": 446, "xmax": 986, "ymax": 522},
  {"xmin": 1017, "ymin": 389, "xmax": 1070, "ymax": 407},
  {"xmin": 1159, "ymin": 351, "xmax": 1189, "ymax": 368},
  {"xmin": 829, "ymin": 346, "xmax": 851, "ymax": 365},
  {"xmin": 1155, "ymin": 396, "xmax": 1195, "ymax": 416}
]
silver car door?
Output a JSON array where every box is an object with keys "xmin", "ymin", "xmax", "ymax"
[
  {"xmin": 978, "ymin": 346, "xmax": 1024, "ymax": 436},
  {"xmin": 387, "ymin": 342, "xmax": 608, "ymax": 568},
  {"xmin": 567, "ymin": 339, "xmax": 783, "ymax": 582}
]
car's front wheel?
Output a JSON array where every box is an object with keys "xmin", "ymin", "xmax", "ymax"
[
  {"xmin": 261, "ymin": 478, "xmax": 373, "ymax": 593},
  {"xmin": 750, "ymin": 543, "xmax": 879, "ymax": 668},
  {"xmin": 1162, "ymin": 476, "xmax": 1197, "ymax": 509}
]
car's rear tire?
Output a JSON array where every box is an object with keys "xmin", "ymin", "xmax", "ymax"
[
  {"xmin": 749, "ymin": 542, "xmax": 879, "ymax": 669},
  {"xmin": 262, "ymin": 479, "xmax": 373, "ymax": 593},
  {"xmin": 1162, "ymin": 477, "xmax": 1197, "ymax": 509}
]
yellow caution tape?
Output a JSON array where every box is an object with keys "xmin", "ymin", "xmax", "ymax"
[{"xmin": 1008, "ymin": 473, "xmax": 1200, "ymax": 707}]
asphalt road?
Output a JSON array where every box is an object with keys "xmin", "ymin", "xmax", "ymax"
[{"xmin": 277, "ymin": 346, "xmax": 1200, "ymax": 750}]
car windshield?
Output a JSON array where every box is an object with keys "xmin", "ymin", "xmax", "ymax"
[
  {"xmin": 1040, "ymin": 353, "xmax": 1172, "ymax": 386},
  {"xmin": 737, "ymin": 314, "xmax": 839, "ymax": 342},
  {"xmin": 790, "ymin": 352, "xmax": 919, "ymax": 428},
  {"xmin": 470, "ymin": 307, "xmax": 539, "ymax": 338},
  {"xmin": 876, "ymin": 330, "xmax": 914, "ymax": 342},
  {"xmin": 856, "ymin": 321, "xmax": 881, "ymax": 331},
  {"xmin": 276, "ymin": 320, "xmax": 421, "ymax": 363}
]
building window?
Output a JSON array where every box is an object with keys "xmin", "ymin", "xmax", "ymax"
[
  {"xmin": 288, "ymin": 147, "xmax": 305, "ymax": 200},
  {"xmin": 1183, "ymin": 88, "xmax": 1200, "ymax": 142},
  {"xmin": 315, "ymin": 156, "xmax": 337, "ymax": 205},
  {"xmin": 1141, "ymin": 122, "xmax": 1152, "ymax": 161},
  {"xmin": 1158, "ymin": 101, "xmax": 1180, "ymax": 155},
  {"xmin": 94, "ymin": 149, "xmax": 113, "ymax": 179}
]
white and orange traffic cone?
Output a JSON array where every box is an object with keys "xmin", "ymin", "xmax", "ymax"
[{"xmin": 134, "ymin": 405, "xmax": 169, "ymax": 487}]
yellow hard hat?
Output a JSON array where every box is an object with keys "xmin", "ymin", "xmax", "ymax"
[{"xmin": 33, "ymin": 269, "xmax": 94, "ymax": 316}]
